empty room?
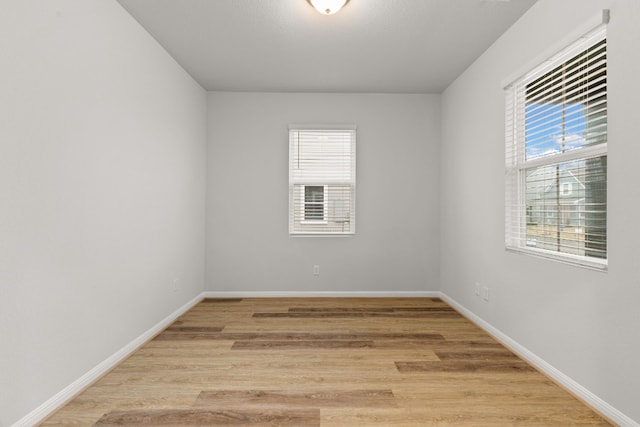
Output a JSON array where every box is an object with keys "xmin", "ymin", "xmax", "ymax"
[{"xmin": 2, "ymin": 0, "xmax": 639, "ymax": 425}]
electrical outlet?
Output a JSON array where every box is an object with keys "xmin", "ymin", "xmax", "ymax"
[
  {"xmin": 313, "ymin": 265, "xmax": 320, "ymax": 276},
  {"xmin": 474, "ymin": 282, "xmax": 481, "ymax": 296},
  {"xmin": 481, "ymin": 286, "xmax": 490, "ymax": 302},
  {"xmin": 173, "ymin": 278, "xmax": 180, "ymax": 293}
]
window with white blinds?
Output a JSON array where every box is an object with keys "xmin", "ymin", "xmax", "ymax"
[
  {"xmin": 289, "ymin": 126, "xmax": 356, "ymax": 235},
  {"xmin": 505, "ymin": 25, "xmax": 607, "ymax": 270}
]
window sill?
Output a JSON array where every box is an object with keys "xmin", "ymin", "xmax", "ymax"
[{"xmin": 505, "ymin": 246, "xmax": 608, "ymax": 272}]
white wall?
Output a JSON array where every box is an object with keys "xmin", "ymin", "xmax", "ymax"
[
  {"xmin": 207, "ymin": 92, "xmax": 440, "ymax": 294},
  {"xmin": 0, "ymin": 1, "xmax": 207, "ymax": 425},
  {"xmin": 440, "ymin": 0, "xmax": 640, "ymax": 423}
]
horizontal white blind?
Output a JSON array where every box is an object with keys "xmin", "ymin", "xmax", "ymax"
[
  {"xmin": 289, "ymin": 128, "xmax": 356, "ymax": 235},
  {"xmin": 505, "ymin": 26, "xmax": 607, "ymax": 269}
]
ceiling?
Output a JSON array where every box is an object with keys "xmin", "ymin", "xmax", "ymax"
[{"xmin": 116, "ymin": 0, "xmax": 537, "ymax": 93}]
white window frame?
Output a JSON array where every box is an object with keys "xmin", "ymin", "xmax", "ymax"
[
  {"xmin": 505, "ymin": 22, "xmax": 608, "ymax": 271},
  {"xmin": 288, "ymin": 125, "xmax": 356, "ymax": 236}
]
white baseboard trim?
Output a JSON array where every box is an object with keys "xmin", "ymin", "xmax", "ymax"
[
  {"xmin": 440, "ymin": 293, "xmax": 639, "ymax": 427},
  {"xmin": 12, "ymin": 293, "xmax": 204, "ymax": 427},
  {"xmin": 203, "ymin": 290, "xmax": 441, "ymax": 298}
]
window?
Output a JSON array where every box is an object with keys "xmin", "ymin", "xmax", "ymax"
[
  {"xmin": 505, "ymin": 25, "xmax": 607, "ymax": 270},
  {"xmin": 289, "ymin": 126, "xmax": 356, "ymax": 235},
  {"xmin": 303, "ymin": 185, "xmax": 327, "ymax": 223}
]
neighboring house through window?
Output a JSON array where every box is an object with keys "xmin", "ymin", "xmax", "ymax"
[
  {"xmin": 289, "ymin": 126, "xmax": 356, "ymax": 235},
  {"xmin": 505, "ymin": 19, "xmax": 608, "ymax": 270}
]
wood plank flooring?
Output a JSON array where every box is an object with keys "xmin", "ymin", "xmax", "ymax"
[{"xmin": 41, "ymin": 298, "xmax": 611, "ymax": 426}]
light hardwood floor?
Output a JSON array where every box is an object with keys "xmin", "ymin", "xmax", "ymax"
[{"xmin": 42, "ymin": 298, "xmax": 611, "ymax": 426}]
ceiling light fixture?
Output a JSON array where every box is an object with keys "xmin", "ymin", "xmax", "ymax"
[{"xmin": 306, "ymin": 0, "xmax": 349, "ymax": 15}]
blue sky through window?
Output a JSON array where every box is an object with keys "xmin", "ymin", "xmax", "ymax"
[{"xmin": 525, "ymin": 102, "xmax": 586, "ymax": 160}]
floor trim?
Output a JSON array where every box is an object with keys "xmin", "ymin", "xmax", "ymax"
[
  {"xmin": 440, "ymin": 293, "xmax": 638, "ymax": 427},
  {"xmin": 12, "ymin": 293, "xmax": 204, "ymax": 427}
]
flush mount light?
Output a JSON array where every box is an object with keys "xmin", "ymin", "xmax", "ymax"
[{"xmin": 306, "ymin": 0, "xmax": 350, "ymax": 15}]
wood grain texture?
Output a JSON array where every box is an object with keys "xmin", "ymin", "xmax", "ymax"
[
  {"xmin": 395, "ymin": 360, "xmax": 536, "ymax": 373},
  {"xmin": 194, "ymin": 389, "xmax": 397, "ymax": 408},
  {"xmin": 156, "ymin": 331, "xmax": 445, "ymax": 342},
  {"xmin": 41, "ymin": 298, "xmax": 611, "ymax": 426},
  {"xmin": 94, "ymin": 409, "xmax": 319, "ymax": 426},
  {"xmin": 253, "ymin": 311, "xmax": 461, "ymax": 318},
  {"xmin": 231, "ymin": 340, "xmax": 377, "ymax": 350}
]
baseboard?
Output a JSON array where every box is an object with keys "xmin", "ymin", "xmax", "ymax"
[
  {"xmin": 203, "ymin": 290, "xmax": 441, "ymax": 298},
  {"xmin": 12, "ymin": 293, "xmax": 204, "ymax": 427},
  {"xmin": 440, "ymin": 293, "xmax": 639, "ymax": 427}
]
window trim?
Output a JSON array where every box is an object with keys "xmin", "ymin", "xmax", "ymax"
[
  {"xmin": 288, "ymin": 125, "xmax": 356, "ymax": 236},
  {"xmin": 504, "ymin": 24, "xmax": 608, "ymax": 272}
]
